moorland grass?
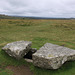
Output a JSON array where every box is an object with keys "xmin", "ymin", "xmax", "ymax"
[{"xmin": 0, "ymin": 19, "xmax": 75, "ymax": 75}]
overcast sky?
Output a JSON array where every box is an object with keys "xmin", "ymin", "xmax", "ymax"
[{"xmin": 0, "ymin": 0, "xmax": 75, "ymax": 18}]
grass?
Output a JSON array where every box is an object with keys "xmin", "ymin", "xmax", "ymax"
[
  {"xmin": 0, "ymin": 19, "xmax": 75, "ymax": 75},
  {"xmin": 30, "ymin": 61, "xmax": 75, "ymax": 75},
  {"xmin": 0, "ymin": 69, "xmax": 13, "ymax": 75}
]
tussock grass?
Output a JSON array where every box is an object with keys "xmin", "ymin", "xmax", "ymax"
[{"xmin": 0, "ymin": 19, "xmax": 75, "ymax": 75}]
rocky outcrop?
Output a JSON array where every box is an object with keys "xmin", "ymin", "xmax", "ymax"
[
  {"xmin": 32, "ymin": 43, "xmax": 75, "ymax": 69},
  {"xmin": 2, "ymin": 41, "xmax": 32, "ymax": 60},
  {"xmin": 2, "ymin": 41, "xmax": 75, "ymax": 69}
]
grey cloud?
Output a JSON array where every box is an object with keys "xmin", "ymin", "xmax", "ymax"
[{"xmin": 0, "ymin": 0, "xmax": 75, "ymax": 18}]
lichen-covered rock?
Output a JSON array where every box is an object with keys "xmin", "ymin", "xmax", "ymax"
[
  {"xmin": 32, "ymin": 43, "xmax": 75, "ymax": 69},
  {"xmin": 2, "ymin": 41, "xmax": 32, "ymax": 60}
]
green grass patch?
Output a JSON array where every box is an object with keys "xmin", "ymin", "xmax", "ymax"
[
  {"xmin": 0, "ymin": 19, "xmax": 75, "ymax": 75},
  {"xmin": 0, "ymin": 69, "xmax": 13, "ymax": 75}
]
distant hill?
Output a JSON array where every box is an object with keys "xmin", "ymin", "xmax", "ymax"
[
  {"xmin": 0, "ymin": 14, "xmax": 75, "ymax": 20},
  {"xmin": 0, "ymin": 14, "xmax": 23, "ymax": 19}
]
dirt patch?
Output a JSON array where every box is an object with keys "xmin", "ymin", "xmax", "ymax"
[{"xmin": 6, "ymin": 65, "xmax": 34, "ymax": 75}]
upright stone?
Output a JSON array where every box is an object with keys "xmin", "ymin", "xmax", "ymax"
[
  {"xmin": 32, "ymin": 43, "xmax": 75, "ymax": 69},
  {"xmin": 2, "ymin": 41, "xmax": 32, "ymax": 60}
]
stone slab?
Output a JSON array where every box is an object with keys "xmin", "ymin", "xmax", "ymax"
[
  {"xmin": 2, "ymin": 41, "xmax": 32, "ymax": 59},
  {"xmin": 32, "ymin": 43, "xmax": 75, "ymax": 69}
]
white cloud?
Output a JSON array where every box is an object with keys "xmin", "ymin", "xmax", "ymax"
[{"xmin": 0, "ymin": 0, "xmax": 75, "ymax": 18}]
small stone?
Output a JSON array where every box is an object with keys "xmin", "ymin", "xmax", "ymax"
[
  {"xmin": 24, "ymin": 58, "xmax": 33, "ymax": 63},
  {"xmin": 2, "ymin": 41, "xmax": 32, "ymax": 60},
  {"xmin": 32, "ymin": 43, "xmax": 75, "ymax": 69}
]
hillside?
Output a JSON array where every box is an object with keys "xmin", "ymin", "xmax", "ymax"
[
  {"xmin": 0, "ymin": 14, "xmax": 24, "ymax": 19},
  {"xmin": 0, "ymin": 14, "xmax": 75, "ymax": 20},
  {"xmin": 0, "ymin": 19, "xmax": 75, "ymax": 75}
]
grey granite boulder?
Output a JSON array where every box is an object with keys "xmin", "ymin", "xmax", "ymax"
[
  {"xmin": 2, "ymin": 41, "xmax": 32, "ymax": 60},
  {"xmin": 32, "ymin": 43, "xmax": 75, "ymax": 69}
]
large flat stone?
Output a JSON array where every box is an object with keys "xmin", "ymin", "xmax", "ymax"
[
  {"xmin": 32, "ymin": 43, "xmax": 75, "ymax": 69},
  {"xmin": 2, "ymin": 41, "xmax": 32, "ymax": 60}
]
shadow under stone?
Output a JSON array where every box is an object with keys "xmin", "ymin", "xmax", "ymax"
[{"xmin": 23, "ymin": 48, "xmax": 37, "ymax": 60}]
